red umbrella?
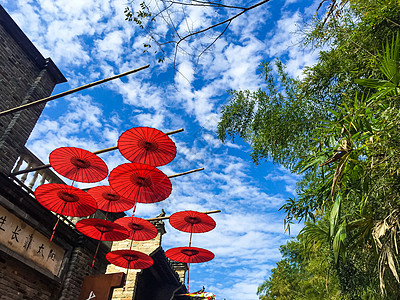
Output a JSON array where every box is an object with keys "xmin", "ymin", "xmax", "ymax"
[
  {"xmin": 75, "ymin": 219, "xmax": 129, "ymax": 241},
  {"xmin": 35, "ymin": 183, "xmax": 97, "ymax": 217},
  {"xmin": 165, "ymin": 246, "xmax": 214, "ymax": 264},
  {"xmin": 115, "ymin": 217, "xmax": 158, "ymax": 241},
  {"xmin": 169, "ymin": 211, "xmax": 216, "ymax": 233},
  {"xmin": 34, "ymin": 183, "xmax": 98, "ymax": 241},
  {"xmin": 49, "ymin": 147, "xmax": 108, "ymax": 183},
  {"xmin": 118, "ymin": 127, "xmax": 176, "ymax": 167},
  {"xmin": 109, "ymin": 163, "xmax": 172, "ymax": 204},
  {"xmin": 166, "ymin": 246, "xmax": 214, "ymax": 293},
  {"xmin": 76, "ymin": 218, "xmax": 130, "ymax": 267},
  {"xmin": 106, "ymin": 250, "xmax": 154, "ymax": 269},
  {"xmin": 87, "ymin": 186, "xmax": 135, "ymax": 213}
]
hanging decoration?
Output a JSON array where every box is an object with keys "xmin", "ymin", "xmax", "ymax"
[
  {"xmin": 165, "ymin": 247, "xmax": 214, "ymax": 264},
  {"xmin": 115, "ymin": 216, "xmax": 158, "ymax": 241},
  {"xmin": 106, "ymin": 249, "xmax": 154, "ymax": 269},
  {"xmin": 76, "ymin": 218, "xmax": 129, "ymax": 267},
  {"xmin": 87, "ymin": 185, "xmax": 135, "ymax": 214},
  {"xmin": 108, "ymin": 163, "xmax": 172, "ymax": 204},
  {"xmin": 118, "ymin": 127, "xmax": 176, "ymax": 166},
  {"xmin": 167, "ymin": 210, "xmax": 216, "ymax": 293},
  {"xmin": 169, "ymin": 210, "xmax": 216, "ymax": 234},
  {"xmin": 31, "ymin": 124, "xmax": 217, "ymax": 293},
  {"xmin": 49, "ymin": 147, "xmax": 108, "ymax": 183},
  {"xmin": 34, "ymin": 183, "xmax": 98, "ymax": 241}
]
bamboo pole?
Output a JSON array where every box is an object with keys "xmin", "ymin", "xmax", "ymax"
[
  {"xmin": 168, "ymin": 168, "xmax": 204, "ymax": 179},
  {"xmin": 0, "ymin": 65, "xmax": 150, "ymax": 117},
  {"xmin": 9, "ymin": 128, "xmax": 184, "ymax": 176},
  {"xmin": 145, "ymin": 210, "xmax": 221, "ymax": 222},
  {"xmin": 93, "ymin": 128, "xmax": 184, "ymax": 155}
]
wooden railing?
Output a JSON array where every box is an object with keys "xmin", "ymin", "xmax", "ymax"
[
  {"xmin": 10, "ymin": 146, "xmax": 64, "ymax": 194},
  {"xmin": 9, "ymin": 147, "xmax": 111, "ymax": 228}
]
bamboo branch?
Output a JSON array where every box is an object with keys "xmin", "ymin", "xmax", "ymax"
[
  {"xmin": 168, "ymin": 168, "xmax": 204, "ymax": 178},
  {"xmin": 93, "ymin": 128, "xmax": 184, "ymax": 155},
  {"xmin": 0, "ymin": 65, "xmax": 150, "ymax": 117},
  {"xmin": 146, "ymin": 210, "xmax": 221, "ymax": 222}
]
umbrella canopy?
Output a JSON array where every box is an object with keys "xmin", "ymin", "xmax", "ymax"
[
  {"xmin": 118, "ymin": 127, "xmax": 176, "ymax": 167},
  {"xmin": 34, "ymin": 183, "xmax": 97, "ymax": 217},
  {"xmin": 165, "ymin": 247, "xmax": 214, "ymax": 263},
  {"xmin": 106, "ymin": 250, "xmax": 154, "ymax": 269},
  {"xmin": 115, "ymin": 217, "xmax": 158, "ymax": 241},
  {"xmin": 87, "ymin": 186, "xmax": 135, "ymax": 213},
  {"xmin": 109, "ymin": 163, "xmax": 172, "ymax": 204},
  {"xmin": 169, "ymin": 211, "xmax": 216, "ymax": 233},
  {"xmin": 49, "ymin": 147, "xmax": 108, "ymax": 183},
  {"xmin": 76, "ymin": 219, "xmax": 129, "ymax": 241}
]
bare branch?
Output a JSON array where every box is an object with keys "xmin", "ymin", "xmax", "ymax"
[
  {"xmin": 126, "ymin": 0, "xmax": 272, "ymax": 67},
  {"xmin": 176, "ymin": 0, "xmax": 271, "ymax": 45},
  {"xmin": 164, "ymin": 0, "xmax": 246, "ymax": 10},
  {"xmin": 196, "ymin": 20, "xmax": 231, "ymax": 66}
]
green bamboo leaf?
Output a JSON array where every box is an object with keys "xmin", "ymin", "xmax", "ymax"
[
  {"xmin": 354, "ymin": 78, "xmax": 396, "ymax": 88},
  {"xmin": 330, "ymin": 194, "xmax": 341, "ymax": 238},
  {"xmin": 333, "ymin": 220, "xmax": 347, "ymax": 264}
]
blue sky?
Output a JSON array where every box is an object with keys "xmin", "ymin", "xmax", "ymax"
[{"xmin": 1, "ymin": 0, "xmax": 323, "ymax": 299}]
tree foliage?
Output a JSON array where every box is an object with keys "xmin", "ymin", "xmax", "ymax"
[
  {"xmin": 257, "ymin": 239, "xmax": 341, "ymax": 300},
  {"xmin": 217, "ymin": 0, "xmax": 400, "ymax": 298}
]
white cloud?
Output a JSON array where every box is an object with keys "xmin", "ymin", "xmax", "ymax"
[{"xmin": 265, "ymin": 166, "xmax": 301, "ymax": 196}]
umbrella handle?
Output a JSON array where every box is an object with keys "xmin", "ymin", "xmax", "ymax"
[
  {"xmin": 50, "ymin": 202, "xmax": 67, "ymax": 242},
  {"xmin": 189, "ymin": 225, "xmax": 193, "ymax": 247},
  {"xmin": 187, "ymin": 262, "xmax": 190, "ymax": 293},
  {"xmin": 92, "ymin": 232, "xmax": 104, "ymax": 268},
  {"xmin": 123, "ymin": 261, "xmax": 131, "ymax": 291},
  {"xmin": 104, "ymin": 201, "xmax": 110, "ymax": 220}
]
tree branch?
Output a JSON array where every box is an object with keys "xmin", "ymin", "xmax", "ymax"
[{"xmin": 164, "ymin": 0, "xmax": 246, "ymax": 10}]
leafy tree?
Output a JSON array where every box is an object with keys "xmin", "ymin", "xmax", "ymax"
[
  {"xmin": 217, "ymin": 0, "xmax": 400, "ymax": 298},
  {"xmin": 258, "ymin": 239, "xmax": 341, "ymax": 300}
]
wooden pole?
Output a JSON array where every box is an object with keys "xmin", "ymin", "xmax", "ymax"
[
  {"xmin": 0, "ymin": 65, "xmax": 150, "ymax": 117},
  {"xmin": 9, "ymin": 128, "xmax": 184, "ymax": 176},
  {"xmin": 145, "ymin": 210, "xmax": 221, "ymax": 222},
  {"xmin": 168, "ymin": 168, "xmax": 204, "ymax": 179}
]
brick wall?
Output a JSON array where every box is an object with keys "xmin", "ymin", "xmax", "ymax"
[
  {"xmin": 0, "ymin": 5, "xmax": 66, "ymax": 174},
  {"xmin": 0, "ymin": 251, "xmax": 60, "ymax": 300},
  {"xmin": 59, "ymin": 244, "xmax": 109, "ymax": 300},
  {"xmin": 106, "ymin": 222, "xmax": 165, "ymax": 300}
]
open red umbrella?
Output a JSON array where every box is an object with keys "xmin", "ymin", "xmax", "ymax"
[
  {"xmin": 118, "ymin": 127, "xmax": 176, "ymax": 167},
  {"xmin": 34, "ymin": 183, "xmax": 98, "ymax": 241},
  {"xmin": 109, "ymin": 163, "xmax": 172, "ymax": 204},
  {"xmin": 76, "ymin": 218, "xmax": 129, "ymax": 267},
  {"xmin": 166, "ymin": 246, "xmax": 214, "ymax": 293},
  {"xmin": 75, "ymin": 219, "xmax": 129, "ymax": 241},
  {"xmin": 115, "ymin": 217, "xmax": 158, "ymax": 241},
  {"xmin": 49, "ymin": 147, "xmax": 108, "ymax": 183},
  {"xmin": 169, "ymin": 211, "xmax": 216, "ymax": 234},
  {"xmin": 87, "ymin": 186, "xmax": 135, "ymax": 213},
  {"xmin": 35, "ymin": 183, "xmax": 98, "ymax": 217},
  {"xmin": 106, "ymin": 249, "xmax": 154, "ymax": 269},
  {"xmin": 165, "ymin": 246, "xmax": 214, "ymax": 264}
]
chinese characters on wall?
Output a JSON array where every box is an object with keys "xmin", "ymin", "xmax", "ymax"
[{"xmin": 0, "ymin": 205, "xmax": 65, "ymax": 276}]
